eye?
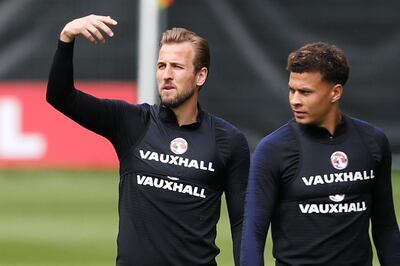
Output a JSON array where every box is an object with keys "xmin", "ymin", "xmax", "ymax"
[
  {"xmin": 157, "ymin": 63, "xmax": 166, "ymax": 70},
  {"xmin": 174, "ymin": 64, "xmax": 184, "ymax": 69}
]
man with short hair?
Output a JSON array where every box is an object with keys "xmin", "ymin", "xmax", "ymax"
[
  {"xmin": 47, "ymin": 15, "xmax": 249, "ymax": 266},
  {"xmin": 241, "ymin": 42, "xmax": 400, "ymax": 266}
]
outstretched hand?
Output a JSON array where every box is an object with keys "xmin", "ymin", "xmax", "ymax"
[{"xmin": 60, "ymin": 14, "xmax": 118, "ymax": 44}]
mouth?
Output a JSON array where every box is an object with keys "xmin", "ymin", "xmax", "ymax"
[
  {"xmin": 161, "ymin": 84, "xmax": 176, "ymax": 91},
  {"xmin": 293, "ymin": 110, "xmax": 307, "ymax": 117}
]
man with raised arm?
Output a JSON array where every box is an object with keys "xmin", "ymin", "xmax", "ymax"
[{"xmin": 47, "ymin": 15, "xmax": 249, "ymax": 266}]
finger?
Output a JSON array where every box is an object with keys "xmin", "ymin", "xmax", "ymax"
[
  {"xmin": 90, "ymin": 14, "xmax": 118, "ymax": 26},
  {"xmin": 86, "ymin": 24, "xmax": 107, "ymax": 43},
  {"xmin": 81, "ymin": 28, "xmax": 98, "ymax": 44},
  {"xmin": 91, "ymin": 20, "xmax": 115, "ymax": 38}
]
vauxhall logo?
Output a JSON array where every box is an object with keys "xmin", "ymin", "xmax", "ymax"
[
  {"xmin": 302, "ymin": 170, "xmax": 375, "ymax": 186},
  {"xmin": 299, "ymin": 194, "xmax": 367, "ymax": 214},
  {"xmin": 301, "ymin": 151, "xmax": 374, "ymax": 186},
  {"xmin": 298, "ymin": 151, "xmax": 370, "ymax": 215},
  {"xmin": 137, "ymin": 174, "xmax": 207, "ymax": 198},
  {"xmin": 139, "ymin": 149, "xmax": 215, "ymax": 172}
]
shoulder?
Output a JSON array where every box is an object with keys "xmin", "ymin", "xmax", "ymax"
[
  {"xmin": 348, "ymin": 116, "xmax": 391, "ymax": 160},
  {"xmin": 110, "ymin": 102, "xmax": 151, "ymax": 127},
  {"xmin": 213, "ymin": 115, "xmax": 243, "ymax": 135},
  {"xmin": 211, "ymin": 114, "xmax": 248, "ymax": 144},
  {"xmin": 250, "ymin": 122, "xmax": 299, "ymax": 179},
  {"xmin": 110, "ymin": 100, "xmax": 151, "ymax": 113},
  {"xmin": 210, "ymin": 114, "xmax": 249, "ymax": 161},
  {"xmin": 136, "ymin": 102, "xmax": 152, "ymax": 113},
  {"xmin": 126, "ymin": 102, "xmax": 151, "ymax": 117},
  {"xmin": 349, "ymin": 116, "xmax": 389, "ymax": 146},
  {"xmin": 350, "ymin": 116, "xmax": 385, "ymax": 136},
  {"xmin": 255, "ymin": 122, "xmax": 296, "ymax": 153},
  {"xmin": 124, "ymin": 102, "xmax": 152, "ymax": 119}
]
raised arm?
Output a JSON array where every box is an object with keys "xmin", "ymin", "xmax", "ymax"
[
  {"xmin": 46, "ymin": 15, "xmax": 148, "ymax": 158},
  {"xmin": 47, "ymin": 15, "xmax": 121, "ymax": 136}
]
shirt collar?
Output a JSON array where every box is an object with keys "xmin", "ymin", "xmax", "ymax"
[
  {"xmin": 297, "ymin": 114, "xmax": 348, "ymax": 140},
  {"xmin": 158, "ymin": 104, "xmax": 204, "ymax": 129}
]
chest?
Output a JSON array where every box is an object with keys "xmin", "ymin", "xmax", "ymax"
[
  {"xmin": 121, "ymin": 118, "xmax": 223, "ymax": 190},
  {"xmin": 282, "ymin": 131, "xmax": 377, "ymax": 201}
]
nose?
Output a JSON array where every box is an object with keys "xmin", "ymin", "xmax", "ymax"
[
  {"xmin": 163, "ymin": 65, "xmax": 173, "ymax": 80},
  {"xmin": 289, "ymin": 90, "xmax": 301, "ymax": 107}
]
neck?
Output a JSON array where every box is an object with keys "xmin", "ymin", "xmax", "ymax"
[
  {"xmin": 321, "ymin": 108, "xmax": 342, "ymax": 135},
  {"xmin": 171, "ymin": 97, "xmax": 199, "ymax": 126}
]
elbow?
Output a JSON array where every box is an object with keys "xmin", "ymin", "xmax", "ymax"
[
  {"xmin": 46, "ymin": 86, "xmax": 57, "ymax": 107},
  {"xmin": 45, "ymin": 80, "xmax": 71, "ymax": 108},
  {"xmin": 45, "ymin": 89, "xmax": 53, "ymax": 105},
  {"xmin": 45, "ymin": 84, "xmax": 65, "ymax": 111}
]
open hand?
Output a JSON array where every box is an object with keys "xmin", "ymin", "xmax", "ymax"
[{"xmin": 60, "ymin": 14, "xmax": 118, "ymax": 44}]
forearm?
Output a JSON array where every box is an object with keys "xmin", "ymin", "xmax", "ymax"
[
  {"xmin": 240, "ymin": 170, "xmax": 271, "ymax": 266},
  {"xmin": 47, "ymin": 14, "xmax": 117, "ymax": 111},
  {"xmin": 226, "ymin": 179, "xmax": 247, "ymax": 266},
  {"xmin": 372, "ymin": 176, "xmax": 400, "ymax": 265},
  {"xmin": 46, "ymin": 40, "xmax": 76, "ymax": 111},
  {"xmin": 240, "ymin": 139, "xmax": 282, "ymax": 266},
  {"xmin": 45, "ymin": 39, "xmax": 117, "ymax": 139},
  {"xmin": 227, "ymin": 170, "xmax": 248, "ymax": 266},
  {"xmin": 371, "ymin": 137, "xmax": 400, "ymax": 265},
  {"xmin": 240, "ymin": 191, "xmax": 270, "ymax": 266},
  {"xmin": 373, "ymin": 225, "xmax": 400, "ymax": 265},
  {"xmin": 222, "ymin": 131, "xmax": 250, "ymax": 265}
]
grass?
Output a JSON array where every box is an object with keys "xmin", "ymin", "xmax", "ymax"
[{"xmin": 0, "ymin": 169, "xmax": 399, "ymax": 266}]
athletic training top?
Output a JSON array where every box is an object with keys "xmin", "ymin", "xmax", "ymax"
[
  {"xmin": 241, "ymin": 116, "xmax": 400, "ymax": 266},
  {"xmin": 47, "ymin": 41, "xmax": 250, "ymax": 266}
]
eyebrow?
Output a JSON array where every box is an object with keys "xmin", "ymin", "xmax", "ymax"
[
  {"xmin": 288, "ymin": 85, "xmax": 313, "ymax": 91},
  {"xmin": 298, "ymin": 87, "xmax": 313, "ymax": 91},
  {"xmin": 157, "ymin": 60, "xmax": 186, "ymax": 66}
]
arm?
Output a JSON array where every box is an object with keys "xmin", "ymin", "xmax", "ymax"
[
  {"xmin": 46, "ymin": 15, "xmax": 119, "ymax": 138},
  {"xmin": 371, "ymin": 134, "xmax": 400, "ymax": 265},
  {"xmin": 223, "ymin": 132, "xmax": 250, "ymax": 266},
  {"xmin": 241, "ymin": 138, "xmax": 281, "ymax": 266},
  {"xmin": 46, "ymin": 15, "xmax": 148, "ymax": 158}
]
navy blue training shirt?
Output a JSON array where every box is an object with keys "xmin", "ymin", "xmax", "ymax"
[
  {"xmin": 46, "ymin": 40, "xmax": 250, "ymax": 266},
  {"xmin": 241, "ymin": 116, "xmax": 400, "ymax": 266}
]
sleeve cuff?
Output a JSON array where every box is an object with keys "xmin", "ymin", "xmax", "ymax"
[{"xmin": 58, "ymin": 39, "xmax": 75, "ymax": 49}]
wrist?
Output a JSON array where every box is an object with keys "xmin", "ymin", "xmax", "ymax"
[{"xmin": 60, "ymin": 29, "xmax": 75, "ymax": 43}]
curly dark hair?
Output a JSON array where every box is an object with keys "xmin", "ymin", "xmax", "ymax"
[{"xmin": 287, "ymin": 42, "xmax": 350, "ymax": 86}]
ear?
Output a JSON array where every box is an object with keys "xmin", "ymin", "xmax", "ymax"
[
  {"xmin": 196, "ymin": 67, "xmax": 208, "ymax": 87},
  {"xmin": 331, "ymin": 84, "xmax": 343, "ymax": 103}
]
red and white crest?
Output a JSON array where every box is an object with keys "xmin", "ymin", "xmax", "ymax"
[
  {"xmin": 330, "ymin": 151, "xmax": 348, "ymax": 170},
  {"xmin": 170, "ymin": 137, "xmax": 188, "ymax": 155}
]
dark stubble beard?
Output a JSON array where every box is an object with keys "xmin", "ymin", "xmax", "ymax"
[{"xmin": 160, "ymin": 87, "xmax": 196, "ymax": 109}]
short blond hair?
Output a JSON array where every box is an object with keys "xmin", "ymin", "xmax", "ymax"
[{"xmin": 160, "ymin": 27, "xmax": 210, "ymax": 72}]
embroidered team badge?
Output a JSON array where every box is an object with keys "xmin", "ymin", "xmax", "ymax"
[
  {"xmin": 170, "ymin": 137, "xmax": 188, "ymax": 155},
  {"xmin": 330, "ymin": 151, "xmax": 348, "ymax": 170}
]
